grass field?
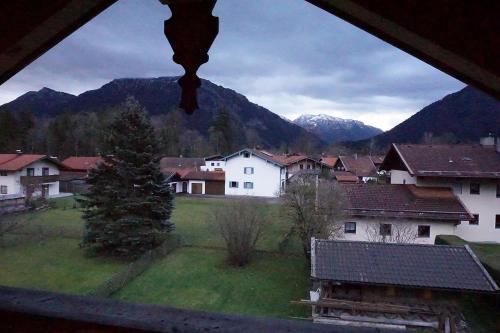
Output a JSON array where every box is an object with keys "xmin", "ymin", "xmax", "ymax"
[
  {"xmin": 115, "ymin": 247, "xmax": 309, "ymax": 318},
  {"xmin": 0, "ymin": 195, "xmax": 310, "ymax": 318}
]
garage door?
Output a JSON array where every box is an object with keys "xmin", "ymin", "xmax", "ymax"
[
  {"xmin": 191, "ymin": 183, "xmax": 203, "ymax": 194},
  {"xmin": 205, "ymin": 181, "xmax": 225, "ymax": 195}
]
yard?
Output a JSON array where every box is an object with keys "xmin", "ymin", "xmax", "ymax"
[{"xmin": 0, "ymin": 196, "xmax": 310, "ymax": 318}]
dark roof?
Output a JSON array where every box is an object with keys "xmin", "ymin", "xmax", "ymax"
[
  {"xmin": 0, "ymin": 154, "xmax": 64, "ymax": 171},
  {"xmin": 337, "ymin": 155, "xmax": 377, "ymax": 177},
  {"xmin": 181, "ymin": 171, "xmax": 225, "ymax": 181},
  {"xmin": 312, "ymin": 239, "xmax": 499, "ymax": 293},
  {"xmin": 62, "ymin": 156, "xmax": 102, "ymax": 171},
  {"xmin": 382, "ymin": 144, "xmax": 500, "ymax": 179},
  {"xmin": 160, "ymin": 157, "xmax": 205, "ymax": 169},
  {"xmin": 341, "ymin": 184, "xmax": 473, "ymax": 221},
  {"xmin": 204, "ymin": 154, "xmax": 224, "ymax": 161}
]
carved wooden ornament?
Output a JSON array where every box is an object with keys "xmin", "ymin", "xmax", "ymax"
[{"xmin": 162, "ymin": 0, "xmax": 219, "ymax": 114}]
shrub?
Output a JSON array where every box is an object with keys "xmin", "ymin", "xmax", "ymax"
[{"xmin": 212, "ymin": 199, "xmax": 267, "ymax": 266}]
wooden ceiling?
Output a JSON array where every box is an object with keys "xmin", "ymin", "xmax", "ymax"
[{"xmin": 0, "ymin": 0, "xmax": 498, "ymax": 98}]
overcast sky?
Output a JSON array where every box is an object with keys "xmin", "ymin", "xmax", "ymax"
[{"xmin": 0, "ymin": 0, "xmax": 465, "ymax": 130}]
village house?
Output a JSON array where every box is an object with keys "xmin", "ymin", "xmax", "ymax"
[
  {"xmin": 305, "ymin": 239, "xmax": 498, "ymax": 331},
  {"xmin": 333, "ymin": 155, "xmax": 378, "ymax": 182},
  {"xmin": 380, "ymin": 137, "xmax": 500, "ymax": 243},
  {"xmin": 319, "ymin": 156, "xmax": 338, "ymax": 169},
  {"xmin": 339, "ymin": 184, "xmax": 473, "ymax": 244},
  {"xmin": 223, "ymin": 149, "xmax": 330, "ymax": 197},
  {"xmin": 0, "ymin": 153, "xmax": 63, "ymax": 213},
  {"xmin": 60, "ymin": 156, "xmax": 103, "ymax": 193},
  {"xmin": 160, "ymin": 156, "xmax": 225, "ymax": 195}
]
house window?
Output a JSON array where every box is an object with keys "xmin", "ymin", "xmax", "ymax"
[
  {"xmin": 470, "ymin": 214, "xmax": 479, "ymax": 225},
  {"xmin": 244, "ymin": 167, "xmax": 254, "ymax": 174},
  {"xmin": 380, "ymin": 223, "xmax": 392, "ymax": 236},
  {"xmin": 418, "ymin": 225, "xmax": 430, "ymax": 238},
  {"xmin": 243, "ymin": 152, "xmax": 250, "ymax": 158},
  {"xmin": 344, "ymin": 222, "xmax": 356, "ymax": 234},
  {"xmin": 0, "ymin": 171, "xmax": 7, "ymax": 176},
  {"xmin": 452, "ymin": 182, "xmax": 462, "ymax": 195},
  {"xmin": 211, "ymin": 162, "xmax": 215, "ymax": 166},
  {"xmin": 42, "ymin": 167, "xmax": 49, "ymax": 176},
  {"xmin": 229, "ymin": 181, "xmax": 239, "ymax": 188},
  {"xmin": 244, "ymin": 182, "xmax": 254, "ymax": 189},
  {"xmin": 470, "ymin": 183, "xmax": 480, "ymax": 195},
  {"xmin": 27, "ymin": 168, "xmax": 35, "ymax": 176},
  {"xmin": 496, "ymin": 215, "xmax": 500, "ymax": 229},
  {"xmin": 300, "ymin": 164, "xmax": 303, "ymax": 170},
  {"xmin": 496, "ymin": 184, "xmax": 500, "ymax": 198},
  {"xmin": 216, "ymin": 163, "xmax": 220, "ymax": 166},
  {"xmin": 0, "ymin": 185, "xmax": 7, "ymax": 194},
  {"xmin": 306, "ymin": 165, "xmax": 311, "ymax": 169}
]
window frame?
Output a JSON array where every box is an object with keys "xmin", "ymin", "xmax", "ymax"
[
  {"xmin": 42, "ymin": 167, "xmax": 49, "ymax": 176},
  {"xmin": 243, "ymin": 182, "xmax": 254, "ymax": 189},
  {"xmin": 469, "ymin": 182, "xmax": 480, "ymax": 195},
  {"xmin": 344, "ymin": 222, "xmax": 356, "ymax": 234},
  {"xmin": 379, "ymin": 223, "xmax": 392, "ymax": 236},
  {"xmin": 229, "ymin": 181, "xmax": 239, "ymax": 188},
  {"xmin": 0, "ymin": 171, "xmax": 7, "ymax": 176},
  {"xmin": 417, "ymin": 225, "xmax": 431, "ymax": 238},
  {"xmin": 452, "ymin": 182, "xmax": 462, "ymax": 195},
  {"xmin": 243, "ymin": 167, "xmax": 254, "ymax": 174},
  {"xmin": 496, "ymin": 183, "xmax": 500, "ymax": 198},
  {"xmin": 243, "ymin": 152, "xmax": 250, "ymax": 158},
  {"xmin": 0, "ymin": 185, "xmax": 7, "ymax": 194},
  {"xmin": 27, "ymin": 168, "xmax": 35, "ymax": 176},
  {"xmin": 495, "ymin": 215, "xmax": 500, "ymax": 229}
]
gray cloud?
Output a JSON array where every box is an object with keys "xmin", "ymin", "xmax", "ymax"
[{"xmin": 0, "ymin": 0, "xmax": 464, "ymax": 130}]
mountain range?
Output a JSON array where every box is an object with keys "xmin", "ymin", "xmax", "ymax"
[
  {"xmin": 1, "ymin": 77, "xmax": 325, "ymax": 149},
  {"xmin": 349, "ymin": 85, "xmax": 500, "ymax": 149},
  {"xmin": 292, "ymin": 114, "xmax": 382, "ymax": 144},
  {"xmin": 2, "ymin": 78, "xmax": 499, "ymax": 151}
]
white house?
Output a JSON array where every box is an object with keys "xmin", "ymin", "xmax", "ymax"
[
  {"xmin": 223, "ymin": 149, "xmax": 286, "ymax": 197},
  {"xmin": 380, "ymin": 138, "xmax": 500, "ymax": 243},
  {"xmin": 0, "ymin": 154, "xmax": 63, "ymax": 199},
  {"xmin": 339, "ymin": 184, "xmax": 473, "ymax": 245}
]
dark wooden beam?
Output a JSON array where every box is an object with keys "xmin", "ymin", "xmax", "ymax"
[
  {"xmin": 0, "ymin": 0, "xmax": 117, "ymax": 84},
  {"xmin": 305, "ymin": 0, "xmax": 500, "ymax": 99}
]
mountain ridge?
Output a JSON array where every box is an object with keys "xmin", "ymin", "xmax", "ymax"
[{"xmin": 293, "ymin": 113, "xmax": 383, "ymax": 143}]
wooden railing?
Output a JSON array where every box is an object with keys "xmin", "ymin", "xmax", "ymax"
[{"xmin": 20, "ymin": 175, "xmax": 59, "ymax": 186}]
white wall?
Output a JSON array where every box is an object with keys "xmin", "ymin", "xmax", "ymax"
[
  {"xmin": 339, "ymin": 218, "xmax": 457, "ymax": 244},
  {"xmin": 0, "ymin": 160, "xmax": 60, "ymax": 197},
  {"xmin": 416, "ymin": 177, "xmax": 500, "ymax": 243},
  {"xmin": 390, "ymin": 170, "xmax": 416, "ymax": 185},
  {"xmin": 225, "ymin": 153, "xmax": 284, "ymax": 197},
  {"xmin": 201, "ymin": 160, "xmax": 226, "ymax": 172}
]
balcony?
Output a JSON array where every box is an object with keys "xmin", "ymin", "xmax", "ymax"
[{"xmin": 20, "ymin": 175, "xmax": 59, "ymax": 186}]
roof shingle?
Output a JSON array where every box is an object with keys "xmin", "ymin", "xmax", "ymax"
[{"xmin": 312, "ymin": 239, "xmax": 499, "ymax": 292}]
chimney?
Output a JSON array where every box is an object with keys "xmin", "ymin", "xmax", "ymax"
[{"xmin": 480, "ymin": 135, "xmax": 495, "ymax": 148}]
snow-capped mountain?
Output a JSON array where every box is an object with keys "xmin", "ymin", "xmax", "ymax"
[{"xmin": 293, "ymin": 114, "xmax": 383, "ymax": 144}]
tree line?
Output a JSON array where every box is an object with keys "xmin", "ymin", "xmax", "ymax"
[{"xmin": 0, "ymin": 100, "xmax": 238, "ymax": 159}]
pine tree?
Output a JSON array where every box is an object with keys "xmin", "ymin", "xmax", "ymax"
[
  {"xmin": 209, "ymin": 106, "xmax": 234, "ymax": 154},
  {"xmin": 80, "ymin": 97, "xmax": 174, "ymax": 257}
]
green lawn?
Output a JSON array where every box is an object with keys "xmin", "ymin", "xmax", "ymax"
[
  {"xmin": 171, "ymin": 197, "xmax": 302, "ymax": 253},
  {"xmin": 0, "ymin": 237, "xmax": 124, "ymax": 294},
  {"xmin": 115, "ymin": 247, "xmax": 310, "ymax": 318},
  {"xmin": 1, "ymin": 195, "xmax": 310, "ymax": 318}
]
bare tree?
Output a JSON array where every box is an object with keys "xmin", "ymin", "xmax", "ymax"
[
  {"xmin": 281, "ymin": 178, "xmax": 345, "ymax": 259},
  {"xmin": 212, "ymin": 199, "xmax": 267, "ymax": 266},
  {"xmin": 364, "ymin": 222, "xmax": 417, "ymax": 243}
]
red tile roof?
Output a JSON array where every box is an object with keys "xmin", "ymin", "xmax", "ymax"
[
  {"xmin": 62, "ymin": 156, "xmax": 103, "ymax": 171},
  {"xmin": 320, "ymin": 156, "xmax": 338, "ymax": 168},
  {"xmin": 0, "ymin": 154, "xmax": 63, "ymax": 171},
  {"xmin": 383, "ymin": 144, "xmax": 500, "ymax": 178},
  {"xmin": 181, "ymin": 170, "xmax": 225, "ymax": 181},
  {"xmin": 341, "ymin": 184, "xmax": 473, "ymax": 222}
]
